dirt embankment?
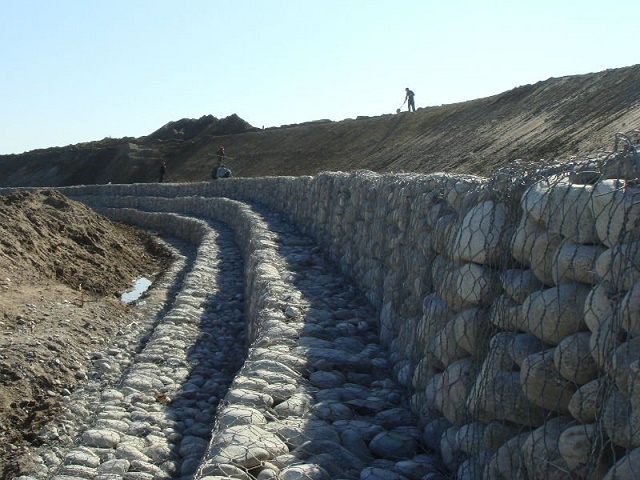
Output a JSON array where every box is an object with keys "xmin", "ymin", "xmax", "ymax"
[
  {"xmin": 0, "ymin": 189, "xmax": 172, "ymax": 479},
  {"xmin": 1, "ymin": 64, "xmax": 639, "ymax": 187}
]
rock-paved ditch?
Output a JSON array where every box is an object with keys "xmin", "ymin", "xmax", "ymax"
[{"xmin": 15, "ymin": 200, "xmax": 437, "ymax": 480}]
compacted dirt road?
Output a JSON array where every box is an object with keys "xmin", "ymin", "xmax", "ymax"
[{"xmin": 0, "ymin": 189, "xmax": 172, "ymax": 478}]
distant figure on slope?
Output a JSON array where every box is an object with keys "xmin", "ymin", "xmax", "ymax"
[
  {"xmin": 215, "ymin": 146, "xmax": 226, "ymax": 163},
  {"xmin": 405, "ymin": 88, "xmax": 416, "ymax": 112},
  {"xmin": 159, "ymin": 160, "xmax": 167, "ymax": 183}
]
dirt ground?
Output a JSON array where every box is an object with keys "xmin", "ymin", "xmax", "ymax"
[{"xmin": 0, "ymin": 189, "xmax": 172, "ymax": 479}]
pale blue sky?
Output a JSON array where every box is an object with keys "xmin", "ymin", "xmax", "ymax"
[{"xmin": 0, "ymin": 0, "xmax": 636, "ymax": 154}]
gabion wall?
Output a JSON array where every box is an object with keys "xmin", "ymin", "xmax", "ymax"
[{"xmin": 53, "ymin": 139, "xmax": 640, "ymax": 479}]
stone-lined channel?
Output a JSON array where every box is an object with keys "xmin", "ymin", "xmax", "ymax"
[{"xmin": 16, "ymin": 200, "xmax": 438, "ymax": 480}]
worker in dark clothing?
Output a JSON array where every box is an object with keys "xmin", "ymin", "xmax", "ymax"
[
  {"xmin": 215, "ymin": 146, "xmax": 226, "ymax": 163},
  {"xmin": 159, "ymin": 160, "xmax": 167, "ymax": 183},
  {"xmin": 405, "ymin": 88, "xmax": 416, "ymax": 112},
  {"xmin": 211, "ymin": 146, "xmax": 231, "ymax": 179}
]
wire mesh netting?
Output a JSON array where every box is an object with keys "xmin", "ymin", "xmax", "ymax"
[
  {"xmin": 403, "ymin": 131, "xmax": 640, "ymax": 479},
  {"xmin": 188, "ymin": 132, "xmax": 640, "ymax": 480}
]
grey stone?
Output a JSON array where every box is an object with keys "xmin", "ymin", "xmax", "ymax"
[
  {"xmin": 568, "ymin": 378, "xmax": 605, "ymax": 424},
  {"xmin": 554, "ymin": 331, "xmax": 598, "ymax": 385},
  {"xmin": 439, "ymin": 426, "xmax": 466, "ymax": 472},
  {"xmin": 94, "ymin": 418, "xmax": 130, "ymax": 432},
  {"xmin": 522, "ymin": 417, "xmax": 573, "ymax": 480},
  {"xmin": 520, "ymin": 348, "xmax": 576, "ymax": 414},
  {"xmin": 419, "ymin": 292, "xmax": 455, "ymax": 342},
  {"xmin": 411, "ymin": 357, "xmax": 438, "ymax": 391},
  {"xmin": 81, "ymin": 429, "xmax": 121, "ymax": 448},
  {"xmin": 197, "ymin": 462, "xmax": 253, "ymax": 479},
  {"xmin": 482, "ymin": 421, "xmax": 522, "ymax": 453},
  {"xmin": 129, "ymin": 459, "xmax": 168, "ymax": 478},
  {"xmin": 546, "ymin": 180, "xmax": 597, "ymax": 244},
  {"xmin": 522, "ymin": 284, "xmax": 591, "ymax": 345},
  {"xmin": 333, "ymin": 419, "xmax": 384, "ymax": 442},
  {"xmin": 206, "ymin": 425, "xmax": 289, "ymax": 468},
  {"xmin": 611, "ymin": 337, "xmax": 640, "ymax": 393},
  {"xmin": 262, "ymin": 382, "xmax": 297, "ymax": 403},
  {"xmin": 256, "ymin": 466, "xmax": 279, "ymax": 480},
  {"xmin": 340, "ymin": 428, "xmax": 375, "ymax": 462},
  {"xmin": 589, "ymin": 317, "xmax": 625, "ymax": 371},
  {"xmin": 595, "ymin": 241, "xmax": 640, "ymax": 292},
  {"xmin": 374, "ymin": 408, "xmax": 415, "ymax": 429},
  {"xmin": 310, "ymin": 401, "xmax": 355, "ymax": 422},
  {"xmin": 452, "ymin": 200, "xmax": 508, "ymax": 265},
  {"xmin": 455, "ymin": 422, "xmax": 486, "ymax": 456},
  {"xmin": 64, "ymin": 448, "xmax": 101, "ymax": 468},
  {"xmin": 457, "ymin": 453, "xmax": 492, "ymax": 480},
  {"xmin": 508, "ymin": 333, "xmax": 546, "ymax": 367},
  {"xmin": 439, "ymin": 357, "xmax": 479, "ymax": 425},
  {"xmin": 558, "ymin": 423, "xmax": 610, "ymax": 478},
  {"xmin": 510, "ymin": 215, "xmax": 562, "ymax": 286},
  {"xmin": 457, "ymin": 263, "xmax": 502, "ymax": 307},
  {"xmin": 603, "ymin": 447, "xmax": 640, "ymax": 480},
  {"xmin": 273, "ymin": 392, "xmax": 314, "ymax": 418},
  {"xmin": 552, "ymin": 242, "xmax": 604, "ymax": 285},
  {"xmin": 57, "ymin": 464, "xmax": 102, "ymax": 478},
  {"xmin": 451, "ymin": 307, "xmax": 492, "ymax": 358},
  {"xmin": 489, "ymin": 294, "xmax": 523, "ymax": 332},
  {"xmin": 279, "ymin": 464, "xmax": 331, "ymax": 480},
  {"xmin": 309, "ymin": 370, "xmax": 346, "ymax": 389},
  {"xmin": 428, "ymin": 322, "xmax": 470, "ymax": 369},
  {"xmin": 501, "ymin": 268, "xmax": 544, "ymax": 303},
  {"xmin": 359, "ymin": 467, "xmax": 410, "ymax": 480},
  {"xmin": 224, "ymin": 388, "xmax": 274, "ymax": 409},
  {"xmin": 422, "ymin": 417, "xmax": 451, "ymax": 452},
  {"xmin": 115, "ymin": 444, "xmax": 150, "ymax": 463},
  {"xmin": 484, "ymin": 432, "xmax": 530, "ymax": 480},
  {"xmin": 391, "ymin": 454, "xmax": 441, "ymax": 479},
  {"xmin": 263, "ymin": 418, "xmax": 339, "ymax": 449},
  {"xmin": 97, "ymin": 458, "xmax": 130, "ymax": 475},
  {"xmin": 369, "ymin": 430, "xmax": 419, "ymax": 461},
  {"xmin": 602, "ymin": 391, "xmax": 636, "ymax": 448},
  {"xmin": 242, "ymin": 359, "xmax": 301, "ymax": 384},
  {"xmin": 178, "ymin": 435, "xmax": 208, "ymax": 458},
  {"xmin": 292, "ymin": 346, "xmax": 371, "ymax": 371},
  {"xmin": 584, "ymin": 281, "xmax": 616, "ymax": 333},
  {"xmin": 468, "ymin": 368, "xmax": 546, "ymax": 427},
  {"xmin": 291, "ymin": 439, "xmax": 366, "ymax": 472},
  {"xmin": 592, "ymin": 179, "xmax": 640, "ymax": 247},
  {"xmin": 216, "ymin": 406, "xmax": 267, "ymax": 429},
  {"xmin": 620, "ymin": 282, "xmax": 640, "ymax": 337}
]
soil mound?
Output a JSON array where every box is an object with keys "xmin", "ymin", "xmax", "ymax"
[
  {"xmin": 0, "ymin": 189, "xmax": 171, "ymax": 478},
  {"xmin": 0, "ymin": 189, "xmax": 168, "ymax": 296}
]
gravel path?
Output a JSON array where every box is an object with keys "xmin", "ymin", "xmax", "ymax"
[{"xmin": 15, "ymin": 200, "xmax": 438, "ymax": 480}]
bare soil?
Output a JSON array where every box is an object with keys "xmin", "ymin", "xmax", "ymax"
[
  {"xmin": 1, "ymin": 65, "xmax": 639, "ymax": 187},
  {"xmin": 0, "ymin": 189, "xmax": 172, "ymax": 479}
]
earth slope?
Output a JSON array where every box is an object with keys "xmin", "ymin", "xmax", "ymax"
[
  {"xmin": 1, "ymin": 64, "xmax": 639, "ymax": 186},
  {"xmin": 0, "ymin": 190, "xmax": 171, "ymax": 478}
]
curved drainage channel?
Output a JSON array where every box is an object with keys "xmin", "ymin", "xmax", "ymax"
[{"xmin": 15, "ymin": 200, "xmax": 438, "ymax": 480}]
